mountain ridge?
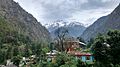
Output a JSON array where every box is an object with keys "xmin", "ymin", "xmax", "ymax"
[
  {"xmin": 46, "ymin": 21, "xmax": 86, "ymax": 38},
  {"xmin": 0, "ymin": 0, "xmax": 50, "ymax": 41},
  {"xmin": 81, "ymin": 4, "xmax": 120, "ymax": 42}
]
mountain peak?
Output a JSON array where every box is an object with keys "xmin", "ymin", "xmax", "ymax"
[
  {"xmin": 45, "ymin": 20, "xmax": 85, "ymax": 28},
  {"xmin": 68, "ymin": 22, "xmax": 85, "ymax": 27},
  {"xmin": 45, "ymin": 20, "xmax": 86, "ymax": 38}
]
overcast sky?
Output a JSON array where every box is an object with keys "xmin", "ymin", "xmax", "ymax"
[{"xmin": 13, "ymin": 0, "xmax": 120, "ymax": 26}]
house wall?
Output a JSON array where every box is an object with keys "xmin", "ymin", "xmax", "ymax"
[
  {"xmin": 90, "ymin": 56, "xmax": 94, "ymax": 61},
  {"xmin": 81, "ymin": 56, "xmax": 86, "ymax": 62},
  {"xmin": 81, "ymin": 56, "xmax": 94, "ymax": 62}
]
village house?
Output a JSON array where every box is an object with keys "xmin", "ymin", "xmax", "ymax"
[
  {"xmin": 75, "ymin": 52, "xmax": 94, "ymax": 64},
  {"xmin": 46, "ymin": 50, "xmax": 59, "ymax": 63},
  {"xmin": 65, "ymin": 38, "xmax": 94, "ymax": 64},
  {"xmin": 46, "ymin": 38, "xmax": 94, "ymax": 64},
  {"xmin": 65, "ymin": 38, "xmax": 86, "ymax": 52}
]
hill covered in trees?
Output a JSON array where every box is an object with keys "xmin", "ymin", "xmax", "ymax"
[{"xmin": 0, "ymin": 0, "xmax": 50, "ymax": 41}]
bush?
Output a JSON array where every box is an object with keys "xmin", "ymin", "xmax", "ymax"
[{"xmin": 12, "ymin": 55, "xmax": 22, "ymax": 66}]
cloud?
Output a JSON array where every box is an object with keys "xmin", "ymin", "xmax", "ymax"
[
  {"xmin": 14, "ymin": 0, "xmax": 120, "ymax": 26},
  {"xmin": 81, "ymin": 0, "xmax": 119, "ymax": 10},
  {"xmin": 39, "ymin": 0, "xmax": 88, "ymax": 21}
]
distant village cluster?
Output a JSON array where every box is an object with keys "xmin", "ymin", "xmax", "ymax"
[{"xmin": 3, "ymin": 38, "xmax": 94, "ymax": 67}]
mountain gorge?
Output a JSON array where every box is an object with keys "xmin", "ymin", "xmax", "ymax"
[
  {"xmin": 45, "ymin": 20, "xmax": 86, "ymax": 38},
  {"xmin": 81, "ymin": 4, "xmax": 120, "ymax": 42},
  {"xmin": 0, "ymin": 0, "xmax": 50, "ymax": 41}
]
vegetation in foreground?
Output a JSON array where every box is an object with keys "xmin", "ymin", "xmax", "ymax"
[{"xmin": 0, "ymin": 16, "xmax": 120, "ymax": 67}]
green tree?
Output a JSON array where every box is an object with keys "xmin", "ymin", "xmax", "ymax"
[
  {"xmin": 92, "ymin": 35, "xmax": 111, "ymax": 66},
  {"xmin": 87, "ymin": 38, "xmax": 94, "ymax": 48},
  {"xmin": 77, "ymin": 59, "xmax": 86, "ymax": 67},
  {"xmin": 107, "ymin": 30, "xmax": 120, "ymax": 65},
  {"xmin": 12, "ymin": 55, "xmax": 22, "ymax": 67},
  {"xmin": 0, "ymin": 50, "xmax": 6, "ymax": 64},
  {"xmin": 92, "ymin": 30, "xmax": 120, "ymax": 66}
]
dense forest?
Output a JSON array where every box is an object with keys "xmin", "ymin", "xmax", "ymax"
[
  {"xmin": 0, "ymin": 16, "xmax": 120, "ymax": 67},
  {"xmin": 0, "ymin": 16, "xmax": 49, "ymax": 66}
]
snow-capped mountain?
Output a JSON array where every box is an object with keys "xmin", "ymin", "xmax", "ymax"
[
  {"xmin": 68, "ymin": 22, "xmax": 84, "ymax": 27},
  {"xmin": 45, "ymin": 20, "xmax": 68, "ymax": 32},
  {"xmin": 45, "ymin": 20, "xmax": 86, "ymax": 38}
]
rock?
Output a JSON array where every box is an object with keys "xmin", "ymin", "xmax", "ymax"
[{"xmin": 0, "ymin": 0, "xmax": 50, "ymax": 41}]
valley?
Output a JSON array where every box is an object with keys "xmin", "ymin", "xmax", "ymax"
[{"xmin": 0, "ymin": 0, "xmax": 120, "ymax": 67}]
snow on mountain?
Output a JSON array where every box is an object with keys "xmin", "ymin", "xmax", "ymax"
[
  {"xmin": 45, "ymin": 20, "xmax": 85, "ymax": 29},
  {"xmin": 45, "ymin": 20, "xmax": 86, "ymax": 38},
  {"xmin": 45, "ymin": 20, "xmax": 67, "ymax": 28}
]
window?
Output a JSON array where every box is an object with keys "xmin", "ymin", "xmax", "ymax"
[{"xmin": 86, "ymin": 56, "xmax": 90, "ymax": 60}]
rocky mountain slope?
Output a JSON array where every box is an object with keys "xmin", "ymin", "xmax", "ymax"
[
  {"xmin": 81, "ymin": 4, "xmax": 120, "ymax": 42},
  {"xmin": 0, "ymin": 0, "xmax": 50, "ymax": 41},
  {"xmin": 46, "ymin": 20, "xmax": 86, "ymax": 38}
]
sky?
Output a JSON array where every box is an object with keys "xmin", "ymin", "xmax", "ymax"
[{"xmin": 13, "ymin": 0, "xmax": 120, "ymax": 26}]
